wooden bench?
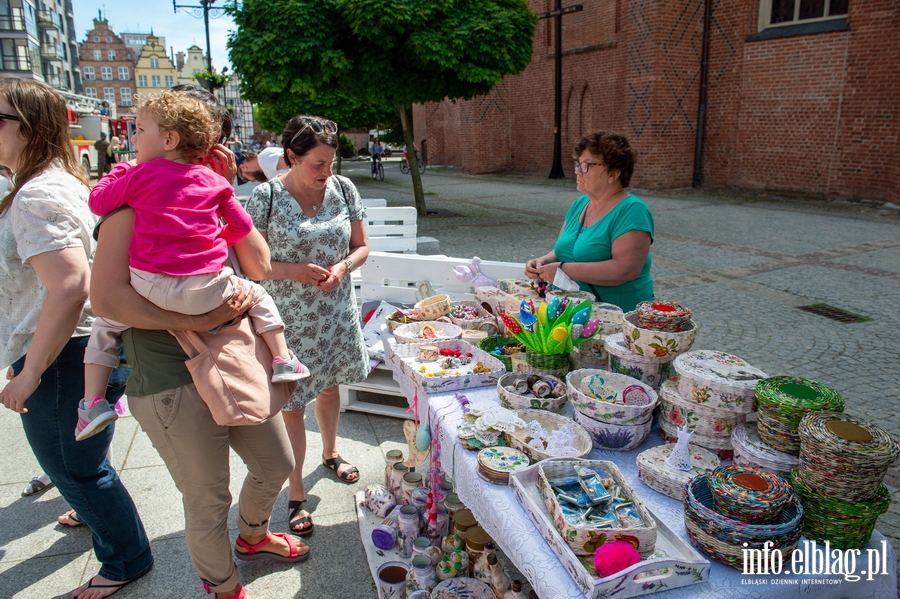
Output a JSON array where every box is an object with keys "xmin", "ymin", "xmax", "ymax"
[
  {"xmin": 340, "ymin": 251, "xmax": 525, "ymax": 418},
  {"xmin": 361, "ymin": 198, "xmax": 387, "ymax": 207}
]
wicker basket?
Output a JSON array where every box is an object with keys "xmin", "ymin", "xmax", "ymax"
[
  {"xmin": 659, "ymin": 380, "xmax": 747, "ymax": 438},
  {"xmin": 497, "ymin": 373, "xmax": 568, "ymax": 413},
  {"xmin": 392, "ymin": 321, "xmax": 463, "ymax": 344},
  {"xmin": 755, "ymin": 376, "xmax": 845, "ymax": 455},
  {"xmin": 673, "ymin": 350, "xmax": 766, "ymax": 413},
  {"xmin": 448, "ymin": 301, "xmax": 498, "ymax": 334},
  {"xmin": 566, "ymin": 369, "xmax": 657, "ymax": 425},
  {"xmin": 707, "ymin": 464, "xmax": 793, "ymax": 524},
  {"xmin": 388, "ymin": 339, "xmax": 506, "ymax": 395},
  {"xmin": 572, "ymin": 407, "xmax": 653, "ymax": 451},
  {"xmin": 504, "ymin": 409, "xmax": 592, "ymax": 461},
  {"xmin": 414, "ymin": 294, "xmax": 452, "ymax": 320},
  {"xmin": 683, "ymin": 475, "xmax": 803, "ymax": 570},
  {"xmin": 636, "ymin": 443, "xmax": 720, "ymax": 500},
  {"xmin": 478, "ymin": 336, "xmax": 523, "ymax": 371},
  {"xmin": 524, "ymin": 349, "xmax": 570, "ymax": 378},
  {"xmin": 537, "ymin": 459, "xmax": 658, "ymax": 556},
  {"xmin": 660, "ymin": 418, "xmax": 734, "ymax": 461},
  {"xmin": 731, "ymin": 423, "xmax": 798, "ymax": 475},
  {"xmin": 386, "ymin": 310, "xmax": 420, "ymax": 333},
  {"xmin": 621, "ymin": 312, "xmax": 698, "ymax": 359},
  {"xmin": 605, "ymin": 333, "xmax": 673, "ymax": 390}
]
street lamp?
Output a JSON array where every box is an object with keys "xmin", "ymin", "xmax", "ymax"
[{"xmin": 172, "ymin": 0, "xmax": 226, "ymax": 72}]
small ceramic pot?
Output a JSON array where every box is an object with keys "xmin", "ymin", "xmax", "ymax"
[
  {"xmin": 376, "ymin": 561, "xmax": 409, "ymax": 599},
  {"xmin": 417, "ymin": 344, "xmax": 440, "ymax": 362},
  {"xmin": 364, "ymin": 483, "xmax": 397, "ymax": 518}
]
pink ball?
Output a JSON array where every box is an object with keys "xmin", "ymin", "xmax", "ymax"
[{"xmin": 594, "ymin": 540, "xmax": 641, "ymax": 578}]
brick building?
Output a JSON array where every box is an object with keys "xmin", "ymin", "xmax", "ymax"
[
  {"xmin": 78, "ymin": 15, "xmax": 134, "ymax": 114},
  {"xmin": 417, "ymin": 0, "xmax": 898, "ymax": 202}
]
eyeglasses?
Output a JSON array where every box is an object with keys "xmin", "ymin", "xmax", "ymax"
[
  {"xmin": 0, "ymin": 112, "xmax": 20, "ymax": 122},
  {"xmin": 574, "ymin": 160, "xmax": 604, "ymax": 175},
  {"xmin": 289, "ymin": 118, "xmax": 337, "ymax": 146}
]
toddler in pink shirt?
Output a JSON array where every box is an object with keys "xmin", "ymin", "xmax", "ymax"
[{"xmin": 76, "ymin": 90, "xmax": 308, "ymax": 441}]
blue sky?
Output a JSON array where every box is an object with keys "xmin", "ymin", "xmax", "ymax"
[{"xmin": 74, "ymin": 0, "xmax": 236, "ymax": 69}]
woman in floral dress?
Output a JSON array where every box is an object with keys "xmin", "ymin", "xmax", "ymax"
[{"xmin": 245, "ymin": 115, "xmax": 369, "ymax": 538}]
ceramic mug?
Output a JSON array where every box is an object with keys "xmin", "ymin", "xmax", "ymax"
[{"xmin": 377, "ymin": 561, "xmax": 409, "ymax": 599}]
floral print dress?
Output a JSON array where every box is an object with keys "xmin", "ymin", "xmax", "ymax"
[{"xmin": 246, "ymin": 175, "xmax": 368, "ymax": 410}]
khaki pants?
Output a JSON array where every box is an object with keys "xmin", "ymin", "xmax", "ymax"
[
  {"xmin": 129, "ymin": 384, "xmax": 294, "ymax": 593},
  {"xmin": 86, "ymin": 267, "xmax": 284, "ymax": 368}
]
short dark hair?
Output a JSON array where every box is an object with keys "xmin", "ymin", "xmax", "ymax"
[
  {"xmin": 281, "ymin": 115, "xmax": 338, "ymax": 166},
  {"xmin": 573, "ymin": 132, "xmax": 638, "ymax": 188}
]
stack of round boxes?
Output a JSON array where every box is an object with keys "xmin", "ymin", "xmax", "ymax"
[
  {"xmin": 683, "ymin": 464, "xmax": 803, "ymax": 569},
  {"xmin": 604, "ymin": 301, "xmax": 698, "ymax": 391},
  {"xmin": 659, "ymin": 350, "xmax": 767, "ymax": 460},
  {"xmin": 791, "ymin": 412, "xmax": 899, "ymax": 549}
]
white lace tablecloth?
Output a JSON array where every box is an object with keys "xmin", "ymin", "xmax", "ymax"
[{"xmin": 420, "ymin": 386, "xmax": 897, "ymax": 599}]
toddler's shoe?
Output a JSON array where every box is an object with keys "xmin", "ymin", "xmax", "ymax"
[
  {"xmin": 75, "ymin": 396, "xmax": 118, "ymax": 441},
  {"xmin": 272, "ymin": 352, "xmax": 311, "ymax": 383}
]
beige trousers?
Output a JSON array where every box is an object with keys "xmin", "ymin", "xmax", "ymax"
[
  {"xmin": 128, "ymin": 383, "xmax": 294, "ymax": 593},
  {"xmin": 86, "ymin": 267, "xmax": 284, "ymax": 368}
]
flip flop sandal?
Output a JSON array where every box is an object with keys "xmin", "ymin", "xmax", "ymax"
[
  {"xmin": 288, "ymin": 500, "xmax": 314, "ymax": 537},
  {"xmin": 235, "ymin": 530, "xmax": 310, "ymax": 563},
  {"xmin": 322, "ymin": 455, "xmax": 360, "ymax": 484},
  {"xmin": 58, "ymin": 510, "xmax": 83, "ymax": 527},
  {"xmin": 78, "ymin": 569, "xmax": 149, "ymax": 597},
  {"xmin": 22, "ymin": 477, "xmax": 54, "ymax": 497}
]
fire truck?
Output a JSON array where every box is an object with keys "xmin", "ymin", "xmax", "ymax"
[{"xmin": 60, "ymin": 91, "xmax": 134, "ymax": 177}]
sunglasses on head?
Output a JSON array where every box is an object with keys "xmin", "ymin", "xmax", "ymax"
[
  {"xmin": 0, "ymin": 112, "xmax": 20, "ymax": 122},
  {"xmin": 289, "ymin": 118, "xmax": 337, "ymax": 146}
]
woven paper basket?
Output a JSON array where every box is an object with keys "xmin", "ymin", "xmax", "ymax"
[
  {"xmin": 388, "ymin": 339, "xmax": 506, "ymax": 395},
  {"xmin": 660, "ymin": 418, "xmax": 734, "ymax": 461},
  {"xmin": 621, "ymin": 312, "xmax": 698, "ymax": 359},
  {"xmin": 496, "ymin": 373, "xmax": 567, "ymax": 413},
  {"xmin": 637, "ymin": 444, "xmax": 720, "ymax": 500},
  {"xmin": 524, "ymin": 349, "xmax": 570, "ymax": 378},
  {"xmin": 537, "ymin": 459, "xmax": 658, "ymax": 557},
  {"xmin": 448, "ymin": 301, "xmax": 498, "ymax": 334},
  {"xmin": 392, "ymin": 321, "xmax": 463, "ymax": 344},
  {"xmin": 755, "ymin": 376, "xmax": 845, "ymax": 455},
  {"xmin": 673, "ymin": 350, "xmax": 766, "ymax": 413},
  {"xmin": 504, "ymin": 409, "xmax": 592, "ymax": 462},
  {"xmin": 605, "ymin": 333, "xmax": 672, "ymax": 390},
  {"xmin": 566, "ymin": 369, "xmax": 658, "ymax": 425},
  {"xmin": 683, "ymin": 474, "xmax": 803, "ymax": 570},
  {"xmin": 572, "ymin": 407, "xmax": 653, "ymax": 451},
  {"xmin": 659, "ymin": 380, "xmax": 746, "ymax": 438},
  {"xmin": 478, "ymin": 336, "xmax": 522, "ymax": 371},
  {"xmin": 414, "ymin": 294, "xmax": 452, "ymax": 320}
]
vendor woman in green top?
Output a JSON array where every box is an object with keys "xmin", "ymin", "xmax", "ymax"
[{"xmin": 525, "ymin": 131, "xmax": 654, "ymax": 312}]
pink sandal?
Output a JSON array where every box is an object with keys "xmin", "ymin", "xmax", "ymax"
[
  {"xmin": 234, "ymin": 530, "xmax": 310, "ymax": 563},
  {"xmin": 203, "ymin": 581, "xmax": 247, "ymax": 599}
]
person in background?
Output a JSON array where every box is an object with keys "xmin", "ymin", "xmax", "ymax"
[
  {"xmin": 370, "ymin": 137, "xmax": 384, "ymax": 179},
  {"xmin": 94, "ymin": 132, "xmax": 110, "ymax": 177},
  {"xmin": 245, "ymin": 114, "xmax": 370, "ymax": 537},
  {"xmin": 0, "ymin": 77, "xmax": 153, "ymax": 598},
  {"xmin": 525, "ymin": 131, "xmax": 654, "ymax": 312},
  {"xmin": 238, "ymin": 146, "xmax": 288, "ymax": 183}
]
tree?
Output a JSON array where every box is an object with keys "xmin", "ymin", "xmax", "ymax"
[{"xmin": 229, "ymin": 0, "xmax": 537, "ymax": 214}]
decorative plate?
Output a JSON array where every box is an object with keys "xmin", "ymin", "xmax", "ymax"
[
  {"xmin": 432, "ymin": 576, "xmax": 496, "ymax": 599},
  {"xmin": 476, "ymin": 446, "xmax": 530, "ymax": 475}
]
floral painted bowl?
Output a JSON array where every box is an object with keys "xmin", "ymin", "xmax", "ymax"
[
  {"xmin": 566, "ymin": 369, "xmax": 657, "ymax": 425},
  {"xmin": 673, "ymin": 350, "xmax": 766, "ymax": 414},
  {"xmin": 621, "ymin": 312, "xmax": 698, "ymax": 359},
  {"xmin": 572, "ymin": 407, "xmax": 653, "ymax": 451},
  {"xmin": 658, "ymin": 380, "xmax": 748, "ymax": 438},
  {"xmin": 392, "ymin": 321, "xmax": 463, "ymax": 344},
  {"xmin": 497, "ymin": 373, "xmax": 568, "ymax": 413},
  {"xmin": 604, "ymin": 333, "xmax": 674, "ymax": 390}
]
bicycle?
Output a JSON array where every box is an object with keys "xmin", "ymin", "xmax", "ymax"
[
  {"xmin": 399, "ymin": 149, "xmax": 426, "ymax": 174},
  {"xmin": 371, "ymin": 154, "xmax": 385, "ymax": 181}
]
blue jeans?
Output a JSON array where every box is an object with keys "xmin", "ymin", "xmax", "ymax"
[{"xmin": 14, "ymin": 335, "xmax": 153, "ymax": 582}]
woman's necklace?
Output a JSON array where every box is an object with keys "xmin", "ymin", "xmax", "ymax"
[{"xmin": 282, "ymin": 174, "xmax": 324, "ymax": 215}]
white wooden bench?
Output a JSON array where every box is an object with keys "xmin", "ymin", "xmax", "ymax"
[
  {"xmin": 340, "ymin": 251, "xmax": 525, "ymax": 418},
  {"xmin": 361, "ymin": 198, "xmax": 387, "ymax": 207},
  {"xmin": 365, "ymin": 207, "xmax": 420, "ymax": 254}
]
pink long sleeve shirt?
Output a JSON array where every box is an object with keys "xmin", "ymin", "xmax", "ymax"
[{"xmin": 89, "ymin": 159, "xmax": 253, "ymax": 276}]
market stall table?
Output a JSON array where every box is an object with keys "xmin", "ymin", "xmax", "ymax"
[{"xmin": 383, "ymin": 336, "xmax": 897, "ymax": 598}]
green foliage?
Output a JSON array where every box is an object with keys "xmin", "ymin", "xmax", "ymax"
[
  {"xmin": 193, "ymin": 69, "xmax": 230, "ymax": 88},
  {"xmin": 339, "ymin": 133, "xmax": 357, "ymax": 158}
]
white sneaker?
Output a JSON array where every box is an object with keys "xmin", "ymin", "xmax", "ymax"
[{"xmin": 272, "ymin": 352, "xmax": 311, "ymax": 383}]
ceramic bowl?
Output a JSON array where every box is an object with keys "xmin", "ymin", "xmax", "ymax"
[
  {"xmin": 497, "ymin": 373, "xmax": 568, "ymax": 413},
  {"xmin": 604, "ymin": 333, "xmax": 673, "ymax": 390},
  {"xmin": 621, "ymin": 312, "xmax": 698, "ymax": 359},
  {"xmin": 392, "ymin": 321, "xmax": 463, "ymax": 344},
  {"xmin": 572, "ymin": 407, "xmax": 653, "ymax": 451},
  {"xmin": 566, "ymin": 369, "xmax": 657, "ymax": 426}
]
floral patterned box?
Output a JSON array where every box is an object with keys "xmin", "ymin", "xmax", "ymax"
[
  {"xmin": 510, "ymin": 460, "xmax": 710, "ymax": 599},
  {"xmin": 672, "ymin": 350, "xmax": 766, "ymax": 413},
  {"xmin": 659, "ymin": 380, "xmax": 748, "ymax": 438},
  {"xmin": 387, "ymin": 338, "xmax": 506, "ymax": 396}
]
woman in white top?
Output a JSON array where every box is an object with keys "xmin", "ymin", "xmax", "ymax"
[{"xmin": 0, "ymin": 78, "xmax": 153, "ymax": 598}]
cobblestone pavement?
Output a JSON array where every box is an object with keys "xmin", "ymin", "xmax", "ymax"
[{"xmin": 342, "ymin": 160, "xmax": 900, "ymax": 559}]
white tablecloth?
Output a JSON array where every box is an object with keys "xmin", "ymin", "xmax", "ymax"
[{"xmin": 416, "ymin": 384, "xmax": 897, "ymax": 599}]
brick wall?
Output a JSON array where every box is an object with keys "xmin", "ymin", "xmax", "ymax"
[
  {"xmin": 79, "ymin": 20, "xmax": 135, "ymax": 116},
  {"xmin": 421, "ymin": 0, "xmax": 898, "ymax": 202}
]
